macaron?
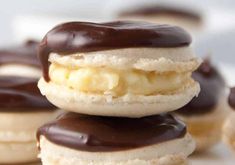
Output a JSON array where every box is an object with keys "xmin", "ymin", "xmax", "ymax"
[
  {"xmin": 0, "ymin": 76, "xmax": 58, "ymax": 164},
  {"xmin": 223, "ymin": 87, "xmax": 235, "ymax": 152},
  {"xmin": 0, "ymin": 41, "xmax": 59, "ymax": 164},
  {"xmin": 175, "ymin": 58, "xmax": 227, "ymax": 151},
  {"xmin": 0, "ymin": 40, "xmax": 41, "ymax": 78},
  {"xmin": 37, "ymin": 112, "xmax": 195, "ymax": 165},
  {"xmin": 118, "ymin": 5, "xmax": 203, "ymax": 34},
  {"xmin": 38, "ymin": 21, "xmax": 201, "ymax": 117}
]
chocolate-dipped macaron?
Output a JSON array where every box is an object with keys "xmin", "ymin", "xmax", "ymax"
[
  {"xmin": 0, "ymin": 41, "xmax": 59, "ymax": 164},
  {"xmin": 223, "ymin": 87, "xmax": 235, "ymax": 152},
  {"xmin": 118, "ymin": 5, "xmax": 203, "ymax": 34},
  {"xmin": 38, "ymin": 21, "xmax": 201, "ymax": 117},
  {"xmin": 0, "ymin": 40, "xmax": 41, "ymax": 78},
  {"xmin": 37, "ymin": 112, "xmax": 195, "ymax": 165},
  {"xmin": 175, "ymin": 58, "xmax": 227, "ymax": 151}
]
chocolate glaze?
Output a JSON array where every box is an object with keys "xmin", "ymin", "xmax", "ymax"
[
  {"xmin": 177, "ymin": 59, "xmax": 225, "ymax": 116},
  {"xmin": 0, "ymin": 76, "xmax": 55, "ymax": 111},
  {"xmin": 38, "ymin": 21, "xmax": 192, "ymax": 81},
  {"xmin": 0, "ymin": 40, "xmax": 40, "ymax": 67},
  {"xmin": 228, "ymin": 87, "xmax": 235, "ymax": 110},
  {"xmin": 119, "ymin": 5, "xmax": 201, "ymax": 22},
  {"xmin": 37, "ymin": 112, "xmax": 186, "ymax": 152}
]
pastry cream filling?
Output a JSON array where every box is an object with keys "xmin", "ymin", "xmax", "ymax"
[{"xmin": 49, "ymin": 63, "xmax": 192, "ymax": 96}]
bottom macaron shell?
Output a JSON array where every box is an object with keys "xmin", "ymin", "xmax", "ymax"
[
  {"xmin": 0, "ymin": 141, "xmax": 38, "ymax": 164},
  {"xmin": 39, "ymin": 134, "xmax": 194, "ymax": 165},
  {"xmin": 182, "ymin": 116, "xmax": 223, "ymax": 152},
  {"xmin": 0, "ymin": 110, "xmax": 61, "ymax": 164},
  {"xmin": 176, "ymin": 98, "xmax": 228, "ymax": 152},
  {"xmin": 38, "ymin": 78, "xmax": 200, "ymax": 117}
]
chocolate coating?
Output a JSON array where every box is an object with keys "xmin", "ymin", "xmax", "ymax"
[
  {"xmin": 119, "ymin": 5, "xmax": 201, "ymax": 22},
  {"xmin": 38, "ymin": 21, "xmax": 192, "ymax": 81},
  {"xmin": 0, "ymin": 76, "xmax": 55, "ymax": 111},
  {"xmin": 37, "ymin": 112, "xmax": 186, "ymax": 152},
  {"xmin": 177, "ymin": 59, "xmax": 225, "ymax": 116},
  {"xmin": 0, "ymin": 40, "xmax": 40, "ymax": 67},
  {"xmin": 228, "ymin": 87, "xmax": 235, "ymax": 110}
]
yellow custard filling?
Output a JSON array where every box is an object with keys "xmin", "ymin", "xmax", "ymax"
[{"xmin": 49, "ymin": 63, "xmax": 192, "ymax": 96}]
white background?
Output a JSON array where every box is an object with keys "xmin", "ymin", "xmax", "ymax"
[{"xmin": 0, "ymin": 0, "xmax": 235, "ymax": 64}]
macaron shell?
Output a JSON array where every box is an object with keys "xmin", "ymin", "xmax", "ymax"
[
  {"xmin": 0, "ymin": 141, "xmax": 38, "ymax": 164},
  {"xmin": 0, "ymin": 110, "xmax": 61, "ymax": 164},
  {"xmin": 38, "ymin": 134, "xmax": 194, "ymax": 165},
  {"xmin": 38, "ymin": 78, "xmax": 200, "ymax": 117}
]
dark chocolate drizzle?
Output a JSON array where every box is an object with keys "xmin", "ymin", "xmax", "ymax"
[
  {"xmin": 0, "ymin": 40, "xmax": 40, "ymax": 67},
  {"xmin": 228, "ymin": 87, "xmax": 235, "ymax": 110},
  {"xmin": 119, "ymin": 5, "xmax": 201, "ymax": 22},
  {"xmin": 177, "ymin": 59, "xmax": 225, "ymax": 116},
  {"xmin": 38, "ymin": 21, "xmax": 192, "ymax": 81},
  {"xmin": 0, "ymin": 76, "xmax": 55, "ymax": 111},
  {"xmin": 37, "ymin": 112, "xmax": 186, "ymax": 152}
]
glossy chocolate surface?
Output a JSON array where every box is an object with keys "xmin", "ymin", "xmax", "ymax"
[
  {"xmin": 37, "ymin": 112, "xmax": 186, "ymax": 152},
  {"xmin": 119, "ymin": 5, "xmax": 201, "ymax": 22},
  {"xmin": 177, "ymin": 59, "xmax": 225, "ymax": 116},
  {"xmin": 0, "ymin": 76, "xmax": 55, "ymax": 111},
  {"xmin": 0, "ymin": 40, "xmax": 40, "ymax": 67},
  {"xmin": 38, "ymin": 21, "xmax": 192, "ymax": 81},
  {"xmin": 228, "ymin": 87, "xmax": 235, "ymax": 110}
]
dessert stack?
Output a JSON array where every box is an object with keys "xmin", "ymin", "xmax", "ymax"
[
  {"xmin": 0, "ymin": 41, "xmax": 58, "ymax": 164},
  {"xmin": 37, "ymin": 21, "xmax": 201, "ymax": 165},
  {"xmin": 175, "ymin": 58, "xmax": 227, "ymax": 152},
  {"xmin": 118, "ymin": 5, "xmax": 203, "ymax": 34}
]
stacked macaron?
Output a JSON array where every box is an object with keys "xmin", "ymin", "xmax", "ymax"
[
  {"xmin": 118, "ymin": 5, "xmax": 203, "ymax": 34},
  {"xmin": 175, "ymin": 58, "xmax": 227, "ymax": 151},
  {"xmin": 37, "ymin": 21, "xmax": 201, "ymax": 165},
  {"xmin": 0, "ymin": 41, "xmax": 59, "ymax": 164},
  {"xmin": 0, "ymin": 40, "xmax": 41, "ymax": 77}
]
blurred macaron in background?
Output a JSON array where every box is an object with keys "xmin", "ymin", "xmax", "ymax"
[{"xmin": 0, "ymin": 0, "xmax": 235, "ymax": 164}]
